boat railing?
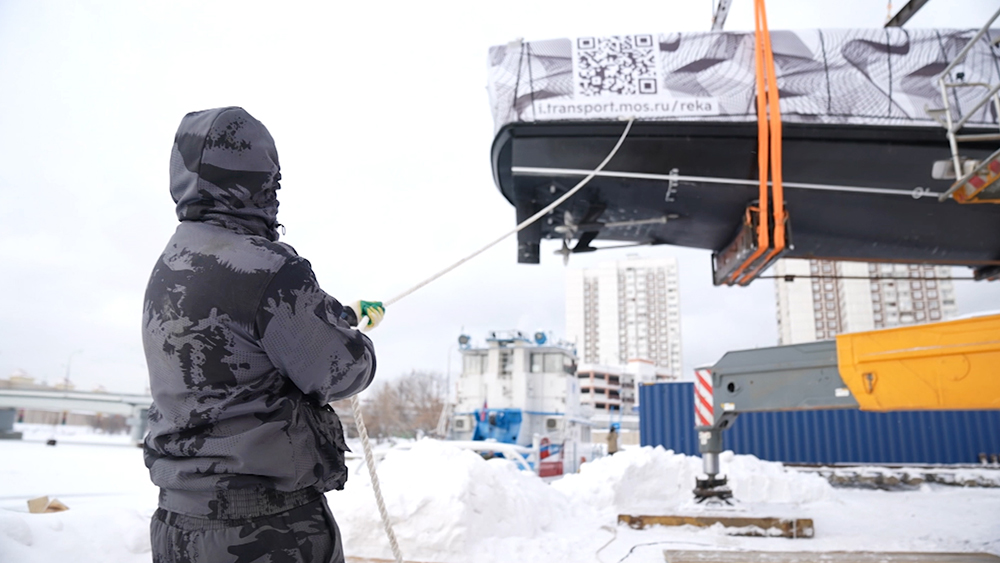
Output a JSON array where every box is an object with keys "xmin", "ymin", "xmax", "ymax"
[{"xmin": 935, "ymin": 6, "xmax": 1000, "ymax": 202}]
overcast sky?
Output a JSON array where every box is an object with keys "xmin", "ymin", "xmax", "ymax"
[{"xmin": 1, "ymin": 0, "xmax": 997, "ymax": 395}]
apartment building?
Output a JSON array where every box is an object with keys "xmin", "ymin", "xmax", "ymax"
[
  {"xmin": 566, "ymin": 256, "xmax": 682, "ymax": 375},
  {"xmin": 775, "ymin": 259, "xmax": 958, "ymax": 344}
]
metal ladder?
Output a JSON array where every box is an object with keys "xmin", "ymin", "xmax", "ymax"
[{"xmin": 933, "ymin": 6, "xmax": 1000, "ymax": 203}]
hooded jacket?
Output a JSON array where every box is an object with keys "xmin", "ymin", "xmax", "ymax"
[{"xmin": 142, "ymin": 107, "xmax": 376, "ymax": 519}]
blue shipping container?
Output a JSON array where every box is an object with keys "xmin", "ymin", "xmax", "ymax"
[{"xmin": 639, "ymin": 382, "xmax": 1000, "ymax": 464}]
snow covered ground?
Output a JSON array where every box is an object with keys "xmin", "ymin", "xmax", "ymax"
[{"xmin": 1, "ymin": 425, "xmax": 998, "ymax": 563}]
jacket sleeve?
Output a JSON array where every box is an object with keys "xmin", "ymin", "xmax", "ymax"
[{"xmin": 256, "ymin": 256, "xmax": 376, "ymax": 404}]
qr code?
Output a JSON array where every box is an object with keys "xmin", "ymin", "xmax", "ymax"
[{"xmin": 576, "ymin": 35, "xmax": 657, "ymax": 96}]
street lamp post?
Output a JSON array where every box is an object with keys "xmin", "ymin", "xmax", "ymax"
[
  {"xmin": 64, "ymin": 349, "xmax": 83, "ymax": 389},
  {"xmin": 436, "ymin": 335, "xmax": 470, "ymax": 438}
]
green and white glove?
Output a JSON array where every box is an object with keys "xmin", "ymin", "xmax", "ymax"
[{"xmin": 348, "ymin": 300, "xmax": 385, "ymax": 329}]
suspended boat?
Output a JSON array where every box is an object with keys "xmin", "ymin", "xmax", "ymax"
[{"xmin": 486, "ymin": 26, "xmax": 1000, "ymax": 283}]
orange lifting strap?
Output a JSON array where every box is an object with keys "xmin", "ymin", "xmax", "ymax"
[{"xmin": 727, "ymin": 0, "xmax": 787, "ymax": 285}]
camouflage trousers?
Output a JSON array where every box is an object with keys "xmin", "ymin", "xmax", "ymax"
[{"xmin": 151, "ymin": 496, "xmax": 344, "ymax": 563}]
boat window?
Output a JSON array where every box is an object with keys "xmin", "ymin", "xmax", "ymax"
[
  {"xmin": 463, "ymin": 354, "xmax": 480, "ymax": 375},
  {"xmin": 530, "ymin": 353, "xmax": 544, "ymax": 373},
  {"xmin": 500, "ymin": 351, "xmax": 513, "ymax": 376},
  {"xmin": 542, "ymin": 353, "xmax": 562, "ymax": 373}
]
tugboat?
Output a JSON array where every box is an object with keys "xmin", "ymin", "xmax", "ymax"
[{"xmin": 448, "ymin": 331, "xmax": 592, "ymax": 476}]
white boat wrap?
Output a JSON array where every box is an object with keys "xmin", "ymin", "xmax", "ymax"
[{"xmin": 487, "ymin": 29, "xmax": 1000, "ymax": 131}]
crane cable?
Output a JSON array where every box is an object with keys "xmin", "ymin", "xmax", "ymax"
[{"xmin": 348, "ymin": 117, "xmax": 636, "ymax": 563}]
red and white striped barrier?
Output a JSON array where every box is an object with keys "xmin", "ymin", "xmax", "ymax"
[{"xmin": 695, "ymin": 368, "xmax": 714, "ymax": 427}]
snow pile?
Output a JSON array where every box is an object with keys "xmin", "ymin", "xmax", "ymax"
[
  {"xmin": 949, "ymin": 468, "xmax": 1000, "ymax": 488},
  {"xmin": 552, "ymin": 447, "xmax": 832, "ymax": 515},
  {"xmin": 332, "ymin": 443, "xmax": 838, "ymax": 561},
  {"xmin": 331, "ymin": 439, "xmax": 606, "ymax": 562},
  {"xmin": 802, "ymin": 465, "xmax": 1000, "ymax": 489},
  {"xmin": 553, "ymin": 446, "xmax": 703, "ymax": 514},
  {"xmin": 0, "ymin": 441, "xmax": 156, "ymax": 563},
  {"xmin": 723, "ymin": 451, "xmax": 834, "ymax": 504},
  {"xmin": 0, "ymin": 506, "xmax": 152, "ymax": 561}
]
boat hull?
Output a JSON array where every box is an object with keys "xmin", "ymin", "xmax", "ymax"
[{"xmin": 491, "ymin": 120, "xmax": 1000, "ymax": 270}]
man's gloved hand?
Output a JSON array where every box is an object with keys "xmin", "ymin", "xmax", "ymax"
[{"xmin": 348, "ymin": 300, "xmax": 385, "ymax": 329}]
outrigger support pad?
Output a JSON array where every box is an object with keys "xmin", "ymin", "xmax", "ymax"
[{"xmin": 694, "ymin": 476, "xmax": 733, "ymax": 504}]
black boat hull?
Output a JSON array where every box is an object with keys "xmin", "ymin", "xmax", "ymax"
[{"xmin": 491, "ymin": 120, "xmax": 1000, "ymax": 270}]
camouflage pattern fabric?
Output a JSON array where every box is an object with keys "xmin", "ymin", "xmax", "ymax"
[
  {"xmin": 150, "ymin": 496, "xmax": 343, "ymax": 563},
  {"xmin": 143, "ymin": 106, "xmax": 376, "ymax": 532}
]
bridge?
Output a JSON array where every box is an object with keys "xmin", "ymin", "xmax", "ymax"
[{"xmin": 0, "ymin": 388, "xmax": 152, "ymax": 444}]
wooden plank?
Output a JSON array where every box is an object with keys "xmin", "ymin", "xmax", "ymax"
[
  {"xmin": 662, "ymin": 550, "xmax": 1000, "ymax": 563},
  {"xmin": 617, "ymin": 514, "xmax": 814, "ymax": 539}
]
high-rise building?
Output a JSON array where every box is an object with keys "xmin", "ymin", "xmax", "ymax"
[
  {"xmin": 774, "ymin": 259, "xmax": 959, "ymax": 345},
  {"xmin": 566, "ymin": 256, "xmax": 682, "ymax": 375}
]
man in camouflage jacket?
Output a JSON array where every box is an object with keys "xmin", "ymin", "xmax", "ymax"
[{"xmin": 143, "ymin": 107, "xmax": 379, "ymax": 563}]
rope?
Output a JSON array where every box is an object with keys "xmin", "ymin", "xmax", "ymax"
[
  {"xmin": 595, "ymin": 524, "xmax": 618, "ymax": 563},
  {"xmin": 510, "ymin": 166, "xmax": 944, "ymax": 198},
  {"xmin": 382, "ymin": 117, "xmax": 635, "ymax": 308},
  {"xmin": 348, "ymin": 117, "xmax": 636, "ymax": 562},
  {"xmin": 350, "ymin": 393, "xmax": 404, "ymax": 563}
]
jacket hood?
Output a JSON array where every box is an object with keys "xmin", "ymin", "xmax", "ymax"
[{"xmin": 169, "ymin": 107, "xmax": 281, "ymax": 241}]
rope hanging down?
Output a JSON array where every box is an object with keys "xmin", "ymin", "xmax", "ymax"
[
  {"xmin": 350, "ymin": 392, "xmax": 404, "ymax": 563},
  {"xmin": 349, "ymin": 118, "xmax": 636, "ymax": 563}
]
